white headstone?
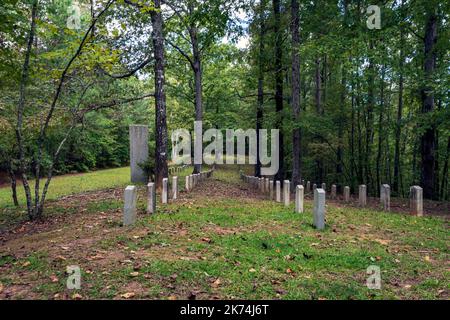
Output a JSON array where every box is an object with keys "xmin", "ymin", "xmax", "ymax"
[
  {"xmin": 123, "ymin": 186, "xmax": 137, "ymax": 226},
  {"xmin": 276, "ymin": 181, "xmax": 281, "ymax": 202},
  {"xmin": 331, "ymin": 184, "xmax": 337, "ymax": 199},
  {"xmin": 313, "ymin": 188, "xmax": 326, "ymax": 230},
  {"xmin": 129, "ymin": 125, "xmax": 149, "ymax": 183},
  {"xmin": 162, "ymin": 178, "xmax": 168, "ymax": 204},
  {"xmin": 295, "ymin": 185, "xmax": 304, "ymax": 213},
  {"xmin": 380, "ymin": 184, "xmax": 390, "ymax": 211},
  {"xmin": 172, "ymin": 176, "xmax": 178, "ymax": 200},
  {"xmin": 283, "ymin": 180, "xmax": 290, "ymax": 207},
  {"xmin": 147, "ymin": 182, "xmax": 156, "ymax": 214},
  {"xmin": 410, "ymin": 186, "xmax": 423, "ymax": 216},
  {"xmin": 344, "ymin": 186, "xmax": 350, "ymax": 202},
  {"xmin": 359, "ymin": 185, "xmax": 367, "ymax": 207}
]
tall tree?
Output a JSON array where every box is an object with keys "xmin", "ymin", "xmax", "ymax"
[
  {"xmin": 290, "ymin": 0, "xmax": 302, "ymax": 186},
  {"xmin": 272, "ymin": 0, "xmax": 284, "ymax": 181},
  {"xmin": 151, "ymin": 0, "xmax": 169, "ymax": 188},
  {"xmin": 420, "ymin": 8, "xmax": 438, "ymax": 199}
]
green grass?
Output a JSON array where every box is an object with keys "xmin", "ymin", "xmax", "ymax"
[
  {"xmin": 0, "ymin": 167, "xmax": 131, "ymax": 208},
  {"xmin": 0, "ymin": 165, "xmax": 448, "ymax": 300}
]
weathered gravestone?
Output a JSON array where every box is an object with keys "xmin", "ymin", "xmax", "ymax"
[
  {"xmin": 410, "ymin": 186, "xmax": 423, "ymax": 216},
  {"xmin": 147, "ymin": 182, "xmax": 156, "ymax": 214},
  {"xmin": 380, "ymin": 184, "xmax": 390, "ymax": 211},
  {"xmin": 185, "ymin": 176, "xmax": 190, "ymax": 192},
  {"xmin": 162, "ymin": 178, "xmax": 168, "ymax": 204},
  {"xmin": 295, "ymin": 185, "xmax": 304, "ymax": 213},
  {"xmin": 172, "ymin": 176, "xmax": 178, "ymax": 200},
  {"xmin": 331, "ymin": 184, "xmax": 337, "ymax": 199},
  {"xmin": 359, "ymin": 185, "xmax": 367, "ymax": 207},
  {"xmin": 123, "ymin": 186, "xmax": 137, "ymax": 226},
  {"xmin": 129, "ymin": 125, "xmax": 149, "ymax": 183},
  {"xmin": 343, "ymin": 186, "xmax": 350, "ymax": 202},
  {"xmin": 276, "ymin": 181, "xmax": 281, "ymax": 202},
  {"xmin": 313, "ymin": 188, "xmax": 326, "ymax": 230},
  {"xmin": 283, "ymin": 180, "xmax": 290, "ymax": 207}
]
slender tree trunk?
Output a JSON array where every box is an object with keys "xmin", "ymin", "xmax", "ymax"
[
  {"xmin": 16, "ymin": 0, "xmax": 38, "ymax": 219},
  {"xmin": 420, "ymin": 10, "xmax": 438, "ymax": 200},
  {"xmin": 255, "ymin": 1, "xmax": 266, "ymax": 177},
  {"xmin": 291, "ymin": 0, "xmax": 301, "ymax": 186},
  {"xmin": 7, "ymin": 162, "xmax": 19, "ymax": 207},
  {"xmin": 393, "ymin": 11, "xmax": 405, "ymax": 197},
  {"xmin": 151, "ymin": 0, "xmax": 168, "ymax": 188},
  {"xmin": 376, "ymin": 65, "xmax": 386, "ymax": 195},
  {"xmin": 365, "ymin": 40, "xmax": 375, "ymax": 192},
  {"xmin": 190, "ymin": 25, "xmax": 203, "ymax": 174},
  {"xmin": 337, "ymin": 65, "xmax": 346, "ymax": 192},
  {"xmin": 273, "ymin": 0, "xmax": 284, "ymax": 181}
]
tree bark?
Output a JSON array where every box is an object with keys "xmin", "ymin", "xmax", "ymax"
[
  {"xmin": 190, "ymin": 24, "xmax": 203, "ymax": 174},
  {"xmin": 290, "ymin": 0, "xmax": 301, "ymax": 186},
  {"xmin": 273, "ymin": 0, "xmax": 284, "ymax": 181},
  {"xmin": 151, "ymin": 0, "xmax": 169, "ymax": 188},
  {"xmin": 420, "ymin": 10, "xmax": 438, "ymax": 200},
  {"xmin": 255, "ymin": 1, "xmax": 266, "ymax": 177},
  {"xmin": 16, "ymin": 0, "xmax": 38, "ymax": 219}
]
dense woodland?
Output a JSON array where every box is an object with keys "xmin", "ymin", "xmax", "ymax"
[{"xmin": 0, "ymin": 0, "xmax": 448, "ymax": 220}]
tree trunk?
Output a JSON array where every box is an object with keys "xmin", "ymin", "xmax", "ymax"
[
  {"xmin": 255, "ymin": 1, "xmax": 266, "ymax": 177},
  {"xmin": 151, "ymin": 0, "xmax": 168, "ymax": 188},
  {"xmin": 440, "ymin": 136, "xmax": 449, "ymax": 200},
  {"xmin": 273, "ymin": 0, "xmax": 284, "ymax": 181},
  {"xmin": 376, "ymin": 65, "xmax": 386, "ymax": 195},
  {"xmin": 291, "ymin": 0, "xmax": 301, "ymax": 186},
  {"xmin": 365, "ymin": 40, "xmax": 375, "ymax": 193},
  {"xmin": 7, "ymin": 162, "xmax": 19, "ymax": 207},
  {"xmin": 420, "ymin": 10, "xmax": 438, "ymax": 200},
  {"xmin": 16, "ymin": 0, "xmax": 38, "ymax": 219},
  {"xmin": 190, "ymin": 25, "xmax": 203, "ymax": 174}
]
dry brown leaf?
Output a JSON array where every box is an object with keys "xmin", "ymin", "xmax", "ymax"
[
  {"xmin": 0, "ymin": 283, "xmax": 3, "ymax": 294},
  {"xmin": 130, "ymin": 272, "xmax": 139, "ymax": 277},
  {"xmin": 72, "ymin": 293, "xmax": 83, "ymax": 300},
  {"xmin": 249, "ymin": 268, "xmax": 256, "ymax": 273},
  {"xmin": 50, "ymin": 275, "xmax": 59, "ymax": 283},
  {"xmin": 168, "ymin": 295, "xmax": 177, "ymax": 300},
  {"xmin": 121, "ymin": 292, "xmax": 135, "ymax": 299},
  {"xmin": 211, "ymin": 278, "xmax": 222, "ymax": 288},
  {"xmin": 22, "ymin": 261, "xmax": 31, "ymax": 267}
]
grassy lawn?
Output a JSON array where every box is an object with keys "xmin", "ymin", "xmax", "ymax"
[
  {"xmin": 0, "ymin": 166, "xmax": 448, "ymax": 300},
  {"xmin": 0, "ymin": 167, "xmax": 131, "ymax": 208}
]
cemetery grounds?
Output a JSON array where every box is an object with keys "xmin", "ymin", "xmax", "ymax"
[{"xmin": 0, "ymin": 165, "xmax": 448, "ymax": 300}]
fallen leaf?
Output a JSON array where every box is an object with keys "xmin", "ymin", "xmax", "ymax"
[
  {"xmin": 249, "ymin": 268, "xmax": 257, "ymax": 273},
  {"xmin": 404, "ymin": 284, "xmax": 412, "ymax": 289},
  {"xmin": 168, "ymin": 295, "xmax": 177, "ymax": 300},
  {"xmin": 72, "ymin": 293, "xmax": 83, "ymax": 300},
  {"xmin": 201, "ymin": 237, "xmax": 212, "ymax": 244},
  {"xmin": 121, "ymin": 292, "xmax": 135, "ymax": 299},
  {"xmin": 130, "ymin": 272, "xmax": 139, "ymax": 277},
  {"xmin": 211, "ymin": 278, "xmax": 222, "ymax": 288},
  {"xmin": 22, "ymin": 261, "xmax": 31, "ymax": 267},
  {"xmin": 424, "ymin": 255, "xmax": 431, "ymax": 262},
  {"xmin": 286, "ymin": 268, "xmax": 293, "ymax": 274},
  {"xmin": 50, "ymin": 275, "xmax": 59, "ymax": 283},
  {"xmin": 0, "ymin": 283, "xmax": 3, "ymax": 294}
]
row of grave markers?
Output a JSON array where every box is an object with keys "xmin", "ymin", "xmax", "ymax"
[
  {"xmin": 240, "ymin": 173, "xmax": 424, "ymax": 230},
  {"xmin": 123, "ymin": 169, "xmax": 214, "ymax": 226}
]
